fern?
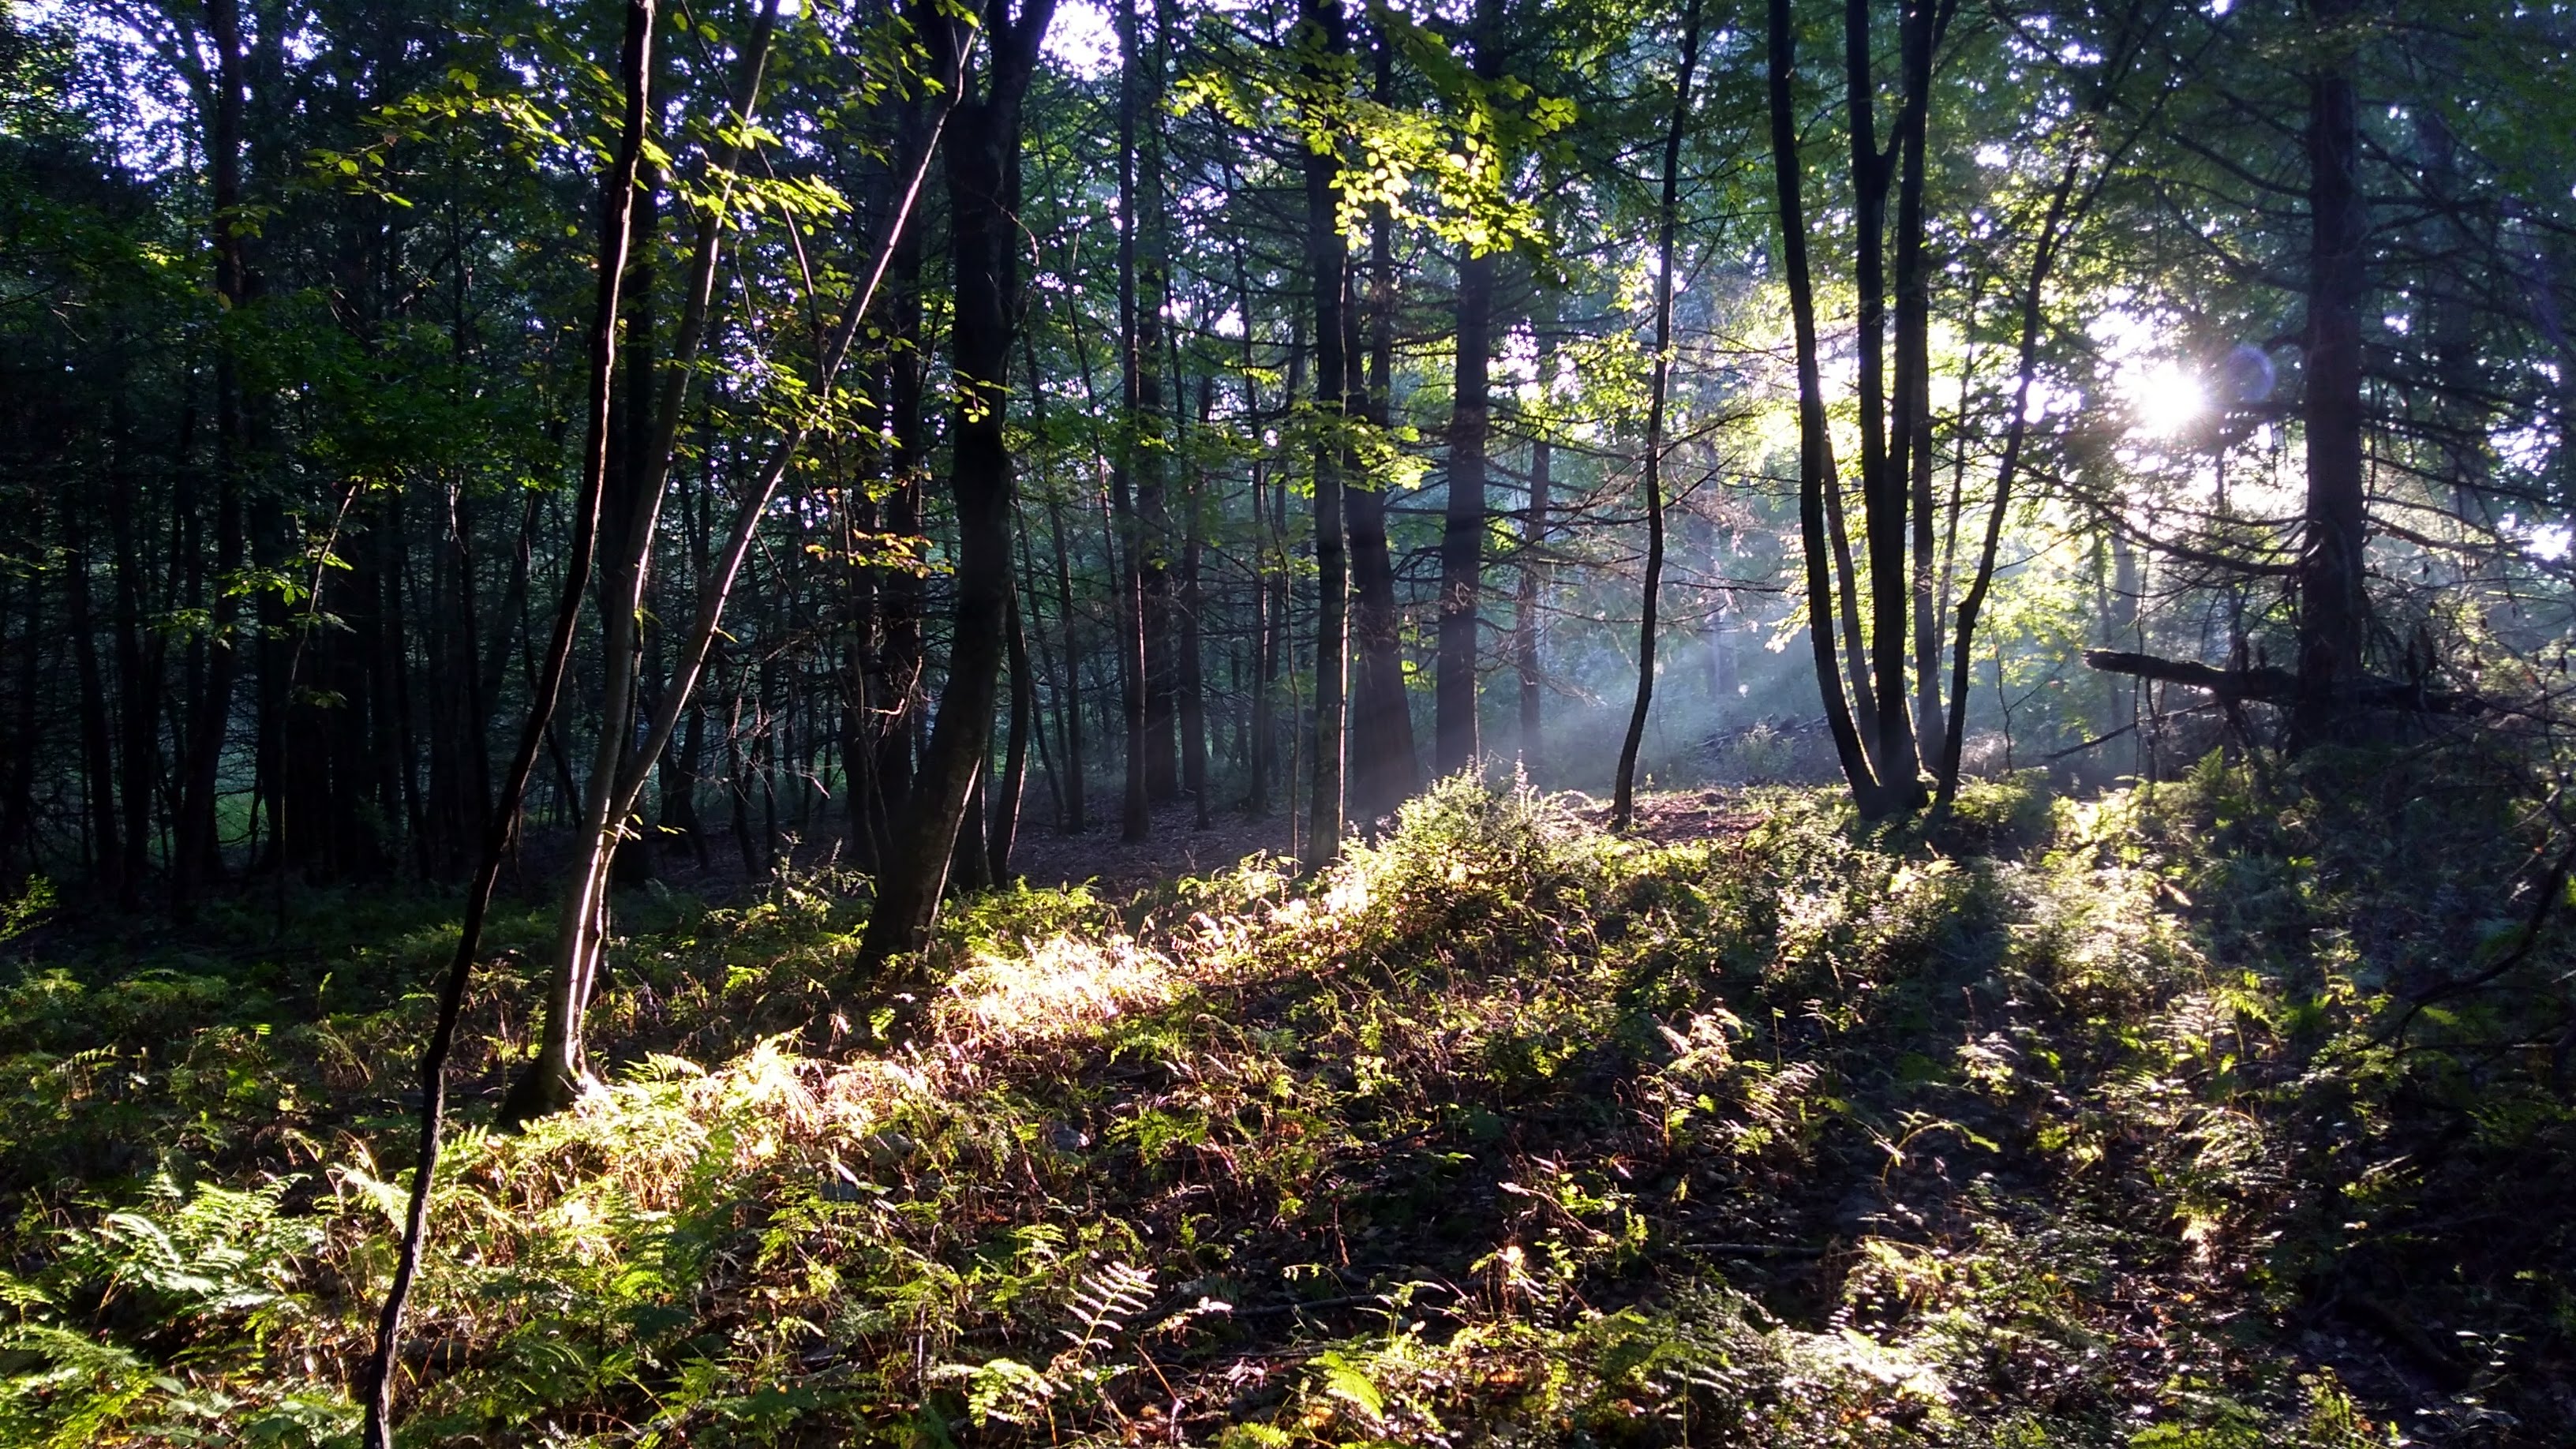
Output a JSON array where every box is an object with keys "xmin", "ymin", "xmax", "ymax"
[
  {"xmin": 1059, "ymin": 1260, "xmax": 1154, "ymax": 1362},
  {"xmin": 932, "ymin": 1260, "xmax": 1156, "ymax": 1429}
]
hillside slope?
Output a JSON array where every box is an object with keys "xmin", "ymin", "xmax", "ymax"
[{"xmin": 2, "ymin": 767, "xmax": 2569, "ymax": 1446}]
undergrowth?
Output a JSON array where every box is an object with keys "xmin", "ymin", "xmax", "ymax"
[{"xmin": 0, "ymin": 761, "xmax": 2568, "ymax": 1445}]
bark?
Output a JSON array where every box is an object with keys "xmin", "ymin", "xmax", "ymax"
[
  {"xmin": 1437, "ymin": 226, "xmax": 1491, "ymax": 778},
  {"xmin": 1768, "ymin": 0, "xmax": 1881, "ymax": 812},
  {"xmin": 109, "ymin": 433, "xmax": 162, "ymax": 904},
  {"xmin": 853, "ymin": 0, "xmax": 1057, "ymax": 973},
  {"xmin": 1118, "ymin": 0, "xmax": 1179, "ymax": 803},
  {"xmin": 67, "ymin": 505, "xmax": 119, "ymax": 886},
  {"xmin": 1515, "ymin": 354, "xmax": 1551, "ymax": 779},
  {"xmin": 2, "ymin": 563, "xmax": 37, "ymax": 882},
  {"xmin": 841, "ymin": 443, "xmax": 880, "ymax": 868},
  {"xmin": 879, "ymin": 114, "xmax": 933, "ymax": 828},
  {"xmin": 1301, "ymin": 0, "xmax": 1350, "ymax": 866},
  {"xmin": 1179, "ymin": 384, "xmax": 1211, "ymax": 828},
  {"xmin": 1938, "ymin": 150, "xmax": 2082, "ymax": 806},
  {"xmin": 1024, "ymin": 328, "xmax": 1085, "ymax": 833},
  {"xmin": 2293, "ymin": 0, "xmax": 2370, "ymax": 747},
  {"xmin": 607, "ymin": 170, "xmax": 661, "ymax": 889},
  {"xmin": 951, "ymin": 767, "xmax": 990, "ymax": 893},
  {"xmin": 1048, "ymin": 489, "xmax": 1086, "ymax": 833},
  {"xmin": 1345, "ymin": 30, "xmax": 1417, "ymax": 831},
  {"xmin": 1613, "ymin": 0, "xmax": 1703, "ymax": 832},
  {"xmin": 2084, "ymin": 650, "xmax": 2481, "ymax": 714},
  {"xmin": 1845, "ymin": 0, "xmax": 1924, "ymax": 805},
  {"xmin": 1106, "ymin": 28, "xmax": 1155, "ymax": 838},
  {"xmin": 991, "ymin": 591, "xmax": 1032, "ymax": 882},
  {"xmin": 1894, "ymin": 0, "xmax": 1941, "ymax": 754},
  {"xmin": 361, "ymin": 0, "xmax": 655, "ymax": 1437},
  {"xmin": 1436, "ymin": 0, "xmax": 1503, "ymax": 777},
  {"xmin": 507, "ymin": 0, "xmax": 781, "ymax": 1123},
  {"xmin": 172, "ymin": 0, "xmax": 251, "ymax": 915}
]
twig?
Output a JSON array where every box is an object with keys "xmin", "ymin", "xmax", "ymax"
[{"xmin": 2042, "ymin": 722, "xmax": 2136, "ymax": 763}]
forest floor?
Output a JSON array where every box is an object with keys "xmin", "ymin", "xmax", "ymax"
[{"xmin": 2, "ymin": 762, "xmax": 2571, "ymax": 1447}]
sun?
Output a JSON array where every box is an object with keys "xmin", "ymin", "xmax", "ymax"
[{"xmin": 2124, "ymin": 359, "xmax": 2207, "ymax": 438}]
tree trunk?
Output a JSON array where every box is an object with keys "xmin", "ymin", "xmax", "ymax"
[
  {"xmin": 1047, "ymin": 492, "xmax": 1085, "ymax": 833},
  {"xmin": 854, "ymin": 0, "xmax": 1056, "ymax": 973},
  {"xmin": 1436, "ymin": 0, "xmax": 1502, "ymax": 778},
  {"xmin": 1346, "ymin": 34, "xmax": 1417, "ymax": 832},
  {"xmin": 1301, "ymin": 0, "xmax": 1350, "ymax": 865},
  {"xmin": 361, "ymin": 0, "xmax": 657, "ymax": 1433},
  {"xmin": 1515, "ymin": 354, "xmax": 1550, "ymax": 779},
  {"xmin": 109, "ymin": 434, "xmax": 162, "ymax": 904},
  {"xmin": 991, "ymin": 591, "xmax": 1032, "ymax": 881},
  {"xmin": 1938, "ymin": 150, "xmax": 2082, "ymax": 805},
  {"xmin": 1179, "ymin": 391, "xmax": 1211, "ymax": 829},
  {"xmin": 507, "ymin": 0, "xmax": 781, "ymax": 1122},
  {"xmin": 1895, "ymin": 0, "xmax": 1942, "ymax": 754},
  {"xmin": 1767, "ymin": 0, "xmax": 1881, "ymax": 813},
  {"xmin": 173, "ymin": 0, "xmax": 252, "ymax": 916},
  {"xmin": 2, "ymin": 563, "xmax": 38, "ymax": 883},
  {"xmin": 2293, "ymin": 0, "xmax": 2369, "ymax": 747},
  {"xmin": 1614, "ymin": 0, "xmax": 1702, "ymax": 831},
  {"xmin": 1845, "ymin": 0, "xmax": 1924, "ymax": 807},
  {"xmin": 67, "ymin": 505, "xmax": 119, "ymax": 889}
]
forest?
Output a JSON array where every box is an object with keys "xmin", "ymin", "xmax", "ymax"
[{"xmin": 3, "ymin": 0, "xmax": 2575, "ymax": 1441}]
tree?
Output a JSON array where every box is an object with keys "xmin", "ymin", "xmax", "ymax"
[
  {"xmin": 853, "ymin": 0, "xmax": 1059, "ymax": 972},
  {"xmin": 1612, "ymin": 0, "xmax": 1704, "ymax": 831}
]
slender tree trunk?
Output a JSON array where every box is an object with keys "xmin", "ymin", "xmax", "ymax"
[
  {"xmin": 507, "ymin": 1, "xmax": 781, "ymax": 1122},
  {"xmin": 854, "ymin": 0, "xmax": 1058, "ymax": 973},
  {"xmin": 1106, "ymin": 32, "xmax": 1155, "ymax": 838},
  {"xmin": 1938, "ymin": 150, "xmax": 2083, "ymax": 806},
  {"xmin": 1346, "ymin": 36, "xmax": 1417, "ymax": 831},
  {"xmin": 1301, "ymin": 0, "xmax": 1349, "ymax": 865},
  {"xmin": 110, "ymin": 436, "xmax": 161, "ymax": 904},
  {"xmin": 173, "ymin": 0, "xmax": 252, "ymax": 916},
  {"xmin": 2, "ymin": 562, "xmax": 38, "ymax": 882},
  {"xmin": 1252, "ymin": 311, "xmax": 1304, "ymax": 817},
  {"xmin": 1613, "ymin": 0, "xmax": 1703, "ymax": 831},
  {"xmin": 841, "ymin": 443, "xmax": 881, "ymax": 867},
  {"xmin": 880, "ymin": 135, "xmax": 931, "ymax": 827},
  {"xmin": 1515, "ymin": 341, "xmax": 1551, "ymax": 780},
  {"xmin": 67, "ymin": 507, "xmax": 119, "ymax": 889},
  {"xmin": 362, "ymin": 0, "xmax": 655, "ymax": 1434},
  {"xmin": 1439, "ymin": 227, "xmax": 1492, "ymax": 779},
  {"xmin": 1179, "ymin": 399, "xmax": 1211, "ymax": 829},
  {"xmin": 1437, "ymin": 0, "xmax": 1503, "ymax": 779},
  {"xmin": 1895, "ymin": 0, "xmax": 1942, "ymax": 753},
  {"xmin": 1048, "ymin": 491, "xmax": 1085, "ymax": 833},
  {"xmin": 2293, "ymin": 0, "xmax": 2368, "ymax": 747},
  {"xmin": 951, "ymin": 766, "xmax": 990, "ymax": 893},
  {"xmin": 991, "ymin": 591, "xmax": 1032, "ymax": 881},
  {"xmin": 1026, "ymin": 328, "xmax": 1086, "ymax": 833},
  {"xmin": 1768, "ymin": 0, "xmax": 1881, "ymax": 813}
]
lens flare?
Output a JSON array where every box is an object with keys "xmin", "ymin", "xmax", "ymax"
[{"xmin": 2125, "ymin": 360, "xmax": 2207, "ymax": 438}]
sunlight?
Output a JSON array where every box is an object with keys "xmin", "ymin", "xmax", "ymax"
[
  {"xmin": 935, "ymin": 936, "xmax": 1177, "ymax": 1048},
  {"xmin": 2122, "ymin": 359, "xmax": 2206, "ymax": 439},
  {"xmin": 1045, "ymin": 0, "xmax": 1118, "ymax": 79}
]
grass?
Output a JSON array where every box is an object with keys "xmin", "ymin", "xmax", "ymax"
[{"xmin": 0, "ymin": 759, "xmax": 2568, "ymax": 1446}]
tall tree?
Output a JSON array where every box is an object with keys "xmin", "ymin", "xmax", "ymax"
[
  {"xmin": 1436, "ymin": 0, "xmax": 1505, "ymax": 777},
  {"xmin": 2293, "ymin": 0, "xmax": 2370, "ymax": 745},
  {"xmin": 854, "ymin": 0, "xmax": 1058, "ymax": 971},
  {"xmin": 1612, "ymin": 0, "xmax": 1703, "ymax": 832},
  {"xmin": 362, "ymin": 0, "xmax": 661, "ymax": 1433},
  {"xmin": 1300, "ymin": 0, "xmax": 1351, "ymax": 866}
]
